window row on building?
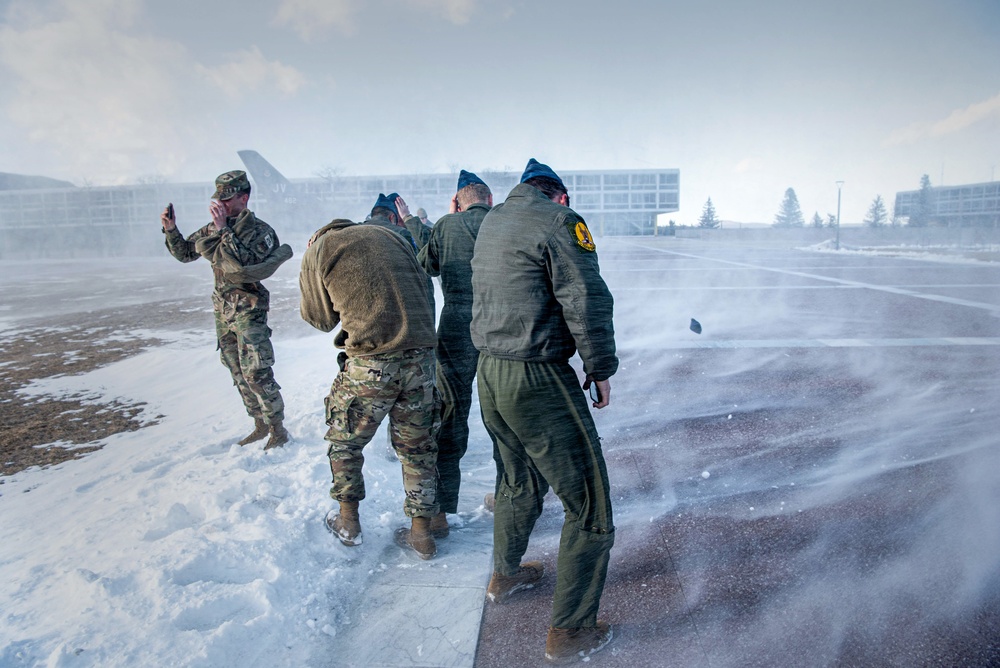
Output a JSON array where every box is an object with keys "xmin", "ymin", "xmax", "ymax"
[
  {"xmin": 894, "ymin": 181, "xmax": 1000, "ymax": 227},
  {"xmin": 0, "ymin": 169, "xmax": 680, "ymax": 249}
]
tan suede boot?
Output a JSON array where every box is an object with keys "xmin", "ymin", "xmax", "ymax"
[
  {"xmin": 238, "ymin": 417, "xmax": 268, "ymax": 446},
  {"xmin": 325, "ymin": 501, "xmax": 362, "ymax": 546},
  {"xmin": 430, "ymin": 511, "xmax": 449, "ymax": 539},
  {"xmin": 264, "ymin": 421, "xmax": 289, "ymax": 450},
  {"xmin": 486, "ymin": 561, "xmax": 544, "ymax": 603},
  {"xmin": 393, "ymin": 516, "xmax": 436, "ymax": 560},
  {"xmin": 544, "ymin": 621, "xmax": 613, "ymax": 664}
]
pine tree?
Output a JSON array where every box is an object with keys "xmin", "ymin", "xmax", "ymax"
[
  {"xmin": 864, "ymin": 195, "xmax": 888, "ymax": 228},
  {"xmin": 811, "ymin": 212, "xmax": 824, "ymax": 228},
  {"xmin": 826, "ymin": 213, "xmax": 837, "ymax": 228},
  {"xmin": 773, "ymin": 188, "xmax": 804, "ymax": 227},
  {"xmin": 698, "ymin": 198, "xmax": 720, "ymax": 228},
  {"xmin": 909, "ymin": 174, "xmax": 932, "ymax": 227}
]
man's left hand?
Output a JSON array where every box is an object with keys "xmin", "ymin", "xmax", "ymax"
[
  {"xmin": 394, "ymin": 196, "xmax": 410, "ymax": 222},
  {"xmin": 583, "ymin": 375, "xmax": 611, "ymax": 409}
]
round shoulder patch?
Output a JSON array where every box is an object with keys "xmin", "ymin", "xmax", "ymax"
[{"xmin": 573, "ymin": 221, "xmax": 596, "ymax": 251}]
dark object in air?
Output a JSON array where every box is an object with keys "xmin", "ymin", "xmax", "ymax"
[
  {"xmin": 166, "ymin": 202, "xmax": 174, "ymax": 220},
  {"xmin": 690, "ymin": 318, "xmax": 702, "ymax": 334}
]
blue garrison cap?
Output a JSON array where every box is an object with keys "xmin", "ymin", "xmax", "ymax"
[
  {"xmin": 520, "ymin": 158, "xmax": 565, "ymax": 188},
  {"xmin": 457, "ymin": 170, "xmax": 487, "ymax": 191},
  {"xmin": 373, "ymin": 192, "xmax": 399, "ymax": 217}
]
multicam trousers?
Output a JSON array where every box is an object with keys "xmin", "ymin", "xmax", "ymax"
[
  {"xmin": 214, "ymin": 295, "xmax": 284, "ymax": 425},
  {"xmin": 324, "ymin": 347, "xmax": 440, "ymax": 518}
]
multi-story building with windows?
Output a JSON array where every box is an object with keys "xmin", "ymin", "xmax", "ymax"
[
  {"xmin": 894, "ymin": 181, "xmax": 1000, "ymax": 228},
  {"xmin": 0, "ymin": 153, "xmax": 680, "ymax": 258}
]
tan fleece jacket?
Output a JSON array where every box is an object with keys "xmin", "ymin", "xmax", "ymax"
[{"xmin": 299, "ymin": 219, "xmax": 436, "ymax": 356}]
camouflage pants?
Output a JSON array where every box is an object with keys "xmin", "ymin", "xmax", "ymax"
[
  {"xmin": 324, "ymin": 348, "xmax": 440, "ymax": 518},
  {"xmin": 215, "ymin": 304, "xmax": 284, "ymax": 424}
]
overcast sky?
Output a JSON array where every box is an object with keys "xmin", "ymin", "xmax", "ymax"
[{"xmin": 1, "ymin": 0, "xmax": 998, "ymax": 224}]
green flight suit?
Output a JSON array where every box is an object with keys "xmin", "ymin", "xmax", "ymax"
[
  {"xmin": 417, "ymin": 203, "xmax": 489, "ymax": 514},
  {"xmin": 471, "ymin": 183, "xmax": 617, "ymax": 629},
  {"xmin": 403, "ymin": 215, "xmax": 433, "ymax": 251}
]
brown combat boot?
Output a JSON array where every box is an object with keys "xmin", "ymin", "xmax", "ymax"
[
  {"xmin": 264, "ymin": 421, "xmax": 289, "ymax": 450},
  {"xmin": 238, "ymin": 417, "xmax": 268, "ymax": 446},
  {"xmin": 393, "ymin": 516, "xmax": 436, "ymax": 560},
  {"xmin": 325, "ymin": 501, "xmax": 362, "ymax": 546},
  {"xmin": 544, "ymin": 621, "xmax": 613, "ymax": 665},
  {"xmin": 486, "ymin": 561, "xmax": 544, "ymax": 603},
  {"xmin": 430, "ymin": 511, "xmax": 449, "ymax": 539}
]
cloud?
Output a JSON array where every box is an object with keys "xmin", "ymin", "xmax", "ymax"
[
  {"xmin": 272, "ymin": 0, "xmax": 477, "ymax": 39},
  {"xmin": 884, "ymin": 91, "xmax": 1000, "ymax": 146},
  {"xmin": 734, "ymin": 157, "xmax": 760, "ymax": 173},
  {"xmin": 197, "ymin": 47, "xmax": 306, "ymax": 98},
  {"xmin": 273, "ymin": 0, "xmax": 357, "ymax": 40},
  {"xmin": 0, "ymin": 0, "xmax": 307, "ymax": 182},
  {"xmin": 405, "ymin": 0, "xmax": 477, "ymax": 24},
  {"xmin": 0, "ymin": 0, "xmax": 188, "ymax": 178}
]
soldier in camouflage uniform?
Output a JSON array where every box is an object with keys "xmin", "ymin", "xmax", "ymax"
[
  {"xmin": 471, "ymin": 159, "xmax": 618, "ymax": 663},
  {"xmin": 416, "ymin": 170, "xmax": 493, "ymax": 535},
  {"xmin": 299, "ymin": 218, "xmax": 440, "ymax": 560},
  {"xmin": 161, "ymin": 170, "xmax": 292, "ymax": 449}
]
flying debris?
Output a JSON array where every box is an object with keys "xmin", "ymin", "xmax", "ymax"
[{"xmin": 690, "ymin": 318, "xmax": 702, "ymax": 334}]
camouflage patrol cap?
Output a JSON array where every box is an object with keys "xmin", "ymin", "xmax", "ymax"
[{"xmin": 212, "ymin": 170, "xmax": 251, "ymax": 200}]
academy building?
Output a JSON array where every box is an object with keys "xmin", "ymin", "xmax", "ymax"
[
  {"xmin": 282, "ymin": 168, "xmax": 679, "ymax": 236},
  {"xmin": 894, "ymin": 180, "xmax": 1000, "ymax": 228},
  {"xmin": 0, "ymin": 157, "xmax": 680, "ymax": 258}
]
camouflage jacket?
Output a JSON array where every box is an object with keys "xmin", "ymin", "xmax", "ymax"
[
  {"xmin": 299, "ymin": 219, "xmax": 436, "ymax": 356},
  {"xmin": 470, "ymin": 184, "xmax": 618, "ymax": 380},
  {"xmin": 164, "ymin": 209, "xmax": 292, "ymax": 309},
  {"xmin": 417, "ymin": 203, "xmax": 489, "ymax": 306}
]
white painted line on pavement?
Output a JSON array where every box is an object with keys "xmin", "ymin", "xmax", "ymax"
[{"xmin": 626, "ymin": 244, "xmax": 1000, "ymax": 314}]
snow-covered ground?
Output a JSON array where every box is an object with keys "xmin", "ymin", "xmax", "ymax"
[
  {"xmin": 802, "ymin": 238, "xmax": 1000, "ymax": 264},
  {"xmin": 0, "ymin": 255, "xmax": 502, "ymax": 667},
  {"xmin": 3, "ymin": 240, "xmax": 999, "ymax": 667},
  {"xmin": 0, "ymin": 324, "xmax": 499, "ymax": 666}
]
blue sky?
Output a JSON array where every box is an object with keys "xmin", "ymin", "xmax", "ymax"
[{"xmin": 1, "ymin": 0, "xmax": 997, "ymax": 224}]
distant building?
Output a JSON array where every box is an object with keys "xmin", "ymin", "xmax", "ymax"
[
  {"xmin": 282, "ymin": 168, "xmax": 679, "ymax": 236},
  {"xmin": 894, "ymin": 181, "xmax": 1000, "ymax": 228},
  {"xmin": 0, "ymin": 156, "xmax": 680, "ymax": 258}
]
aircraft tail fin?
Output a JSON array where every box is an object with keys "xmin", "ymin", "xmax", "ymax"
[{"xmin": 238, "ymin": 150, "xmax": 292, "ymax": 192}]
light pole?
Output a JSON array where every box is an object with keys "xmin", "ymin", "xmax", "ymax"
[{"xmin": 835, "ymin": 180, "xmax": 844, "ymax": 251}]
